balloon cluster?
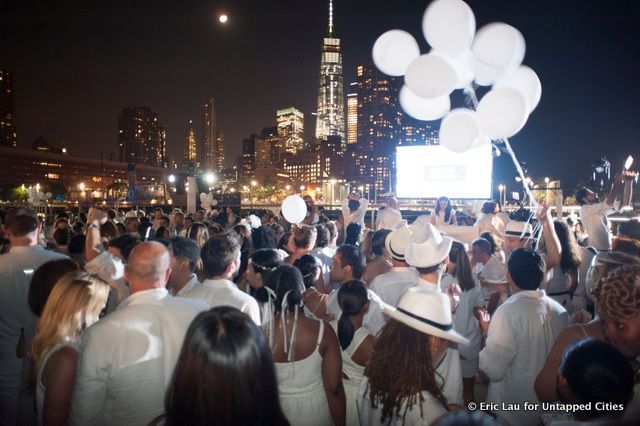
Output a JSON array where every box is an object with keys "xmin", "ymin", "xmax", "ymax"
[
  {"xmin": 199, "ymin": 192, "xmax": 218, "ymax": 211},
  {"xmin": 27, "ymin": 188, "xmax": 52, "ymax": 205},
  {"xmin": 372, "ymin": 0, "xmax": 541, "ymax": 153}
]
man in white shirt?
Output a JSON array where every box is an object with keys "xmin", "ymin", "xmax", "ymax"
[
  {"xmin": 576, "ymin": 172, "xmax": 630, "ymax": 251},
  {"xmin": 479, "ymin": 249, "xmax": 569, "ymax": 426},
  {"xmin": 326, "ymin": 244, "xmax": 367, "ymax": 319},
  {"xmin": 70, "ymin": 241, "xmax": 208, "ymax": 426},
  {"xmin": 165, "ymin": 236, "xmax": 201, "ymax": 296},
  {"xmin": 341, "ymin": 192, "xmax": 369, "ymax": 231},
  {"xmin": 0, "ymin": 208, "xmax": 68, "ymax": 425},
  {"xmin": 376, "ymin": 196, "xmax": 403, "ymax": 230},
  {"xmin": 310, "ymin": 224, "xmax": 334, "ymax": 290},
  {"xmin": 472, "ymin": 237, "xmax": 507, "ymax": 313},
  {"xmin": 402, "ymin": 221, "xmax": 464, "ymax": 407},
  {"xmin": 366, "ymin": 224, "xmax": 418, "ymax": 334},
  {"xmin": 183, "ymin": 233, "xmax": 261, "ymax": 324}
]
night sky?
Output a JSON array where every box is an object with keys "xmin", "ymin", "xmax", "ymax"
[{"xmin": 1, "ymin": 0, "xmax": 639, "ymax": 192}]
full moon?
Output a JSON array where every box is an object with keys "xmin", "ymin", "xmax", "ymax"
[{"xmin": 219, "ymin": 14, "xmax": 228, "ymax": 24}]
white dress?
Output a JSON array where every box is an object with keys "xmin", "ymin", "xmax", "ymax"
[
  {"xmin": 36, "ymin": 342, "xmax": 78, "ymax": 426},
  {"xmin": 275, "ymin": 321, "xmax": 332, "ymax": 426},
  {"xmin": 330, "ymin": 322, "xmax": 371, "ymax": 426}
]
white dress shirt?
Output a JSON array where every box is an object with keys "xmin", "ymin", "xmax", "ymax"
[
  {"xmin": 183, "ymin": 278, "xmax": 261, "ymax": 325},
  {"xmin": 479, "ymin": 290, "xmax": 569, "ymax": 426},
  {"xmin": 310, "ymin": 247, "xmax": 333, "ymax": 288},
  {"xmin": 376, "ymin": 207, "xmax": 402, "ymax": 230},
  {"xmin": 174, "ymin": 273, "xmax": 201, "ymax": 297},
  {"xmin": 365, "ymin": 267, "xmax": 419, "ymax": 335},
  {"xmin": 0, "ymin": 245, "xmax": 67, "ymax": 425},
  {"xmin": 70, "ymin": 288, "xmax": 208, "ymax": 426},
  {"xmin": 579, "ymin": 201, "xmax": 614, "ymax": 251},
  {"xmin": 342, "ymin": 198, "xmax": 369, "ymax": 230}
]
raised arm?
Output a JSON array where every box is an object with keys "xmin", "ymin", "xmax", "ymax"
[
  {"xmin": 85, "ymin": 208, "xmax": 108, "ymax": 263},
  {"xmin": 539, "ymin": 203, "xmax": 561, "ymax": 271},
  {"xmin": 320, "ymin": 323, "xmax": 346, "ymax": 426}
]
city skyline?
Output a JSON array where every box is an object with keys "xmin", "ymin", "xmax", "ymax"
[{"xmin": 1, "ymin": 0, "xmax": 639, "ymax": 191}]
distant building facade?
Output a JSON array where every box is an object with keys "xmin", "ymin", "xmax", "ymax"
[
  {"xmin": 0, "ymin": 68, "xmax": 17, "ymax": 148},
  {"xmin": 277, "ymin": 107, "xmax": 304, "ymax": 154},
  {"xmin": 202, "ymin": 97, "xmax": 225, "ymax": 172},
  {"xmin": 184, "ymin": 120, "xmax": 197, "ymax": 162},
  {"xmin": 117, "ymin": 107, "xmax": 166, "ymax": 167}
]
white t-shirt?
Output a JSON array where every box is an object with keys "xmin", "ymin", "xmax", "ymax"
[
  {"xmin": 376, "ymin": 207, "xmax": 403, "ymax": 230},
  {"xmin": 183, "ymin": 278, "xmax": 261, "ymax": 325},
  {"xmin": 579, "ymin": 202, "xmax": 614, "ymax": 251}
]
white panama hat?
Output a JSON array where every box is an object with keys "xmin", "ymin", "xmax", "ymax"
[
  {"xmin": 405, "ymin": 223, "xmax": 453, "ymax": 268},
  {"xmin": 385, "ymin": 223, "xmax": 412, "ymax": 261},
  {"xmin": 505, "ymin": 220, "xmax": 533, "ymax": 238},
  {"xmin": 383, "ymin": 287, "xmax": 469, "ymax": 345}
]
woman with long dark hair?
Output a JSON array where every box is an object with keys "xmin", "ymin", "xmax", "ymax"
[
  {"xmin": 330, "ymin": 281, "xmax": 374, "ymax": 426},
  {"xmin": 544, "ymin": 221, "xmax": 582, "ymax": 312},
  {"xmin": 441, "ymin": 241, "xmax": 487, "ymax": 406},
  {"xmin": 430, "ymin": 196, "xmax": 456, "ymax": 226},
  {"xmin": 165, "ymin": 307, "xmax": 289, "ymax": 426},
  {"xmin": 263, "ymin": 265, "xmax": 345, "ymax": 426},
  {"xmin": 358, "ymin": 288, "xmax": 469, "ymax": 425}
]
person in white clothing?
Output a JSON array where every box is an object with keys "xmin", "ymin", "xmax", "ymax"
[
  {"xmin": 404, "ymin": 222, "xmax": 465, "ymax": 407},
  {"xmin": 341, "ymin": 193, "xmax": 369, "ymax": 232},
  {"xmin": 479, "ymin": 249, "xmax": 569, "ymax": 426},
  {"xmin": 330, "ymin": 281, "xmax": 375, "ymax": 426},
  {"xmin": 430, "ymin": 196, "xmax": 456, "ymax": 227},
  {"xmin": 474, "ymin": 201, "xmax": 505, "ymax": 253},
  {"xmin": 70, "ymin": 241, "xmax": 209, "ymax": 426},
  {"xmin": 165, "ymin": 236, "xmax": 201, "ymax": 296},
  {"xmin": 183, "ymin": 232, "xmax": 261, "ymax": 325},
  {"xmin": 471, "ymin": 238, "xmax": 507, "ymax": 314},
  {"xmin": 575, "ymin": 171, "xmax": 633, "ymax": 251},
  {"xmin": 357, "ymin": 288, "xmax": 470, "ymax": 426},
  {"xmin": 0, "ymin": 207, "xmax": 68, "ymax": 425},
  {"xmin": 443, "ymin": 241, "xmax": 488, "ymax": 407},
  {"xmin": 365, "ymin": 224, "xmax": 418, "ymax": 335},
  {"xmin": 376, "ymin": 196, "xmax": 402, "ymax": 231},
  {"xmin": 31, "ymin": 272, "xmax": 110, "ymax": 426}
]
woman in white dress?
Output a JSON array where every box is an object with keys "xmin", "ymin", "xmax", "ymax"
[
  {"xmin": 30, "ymin": 271, "xmax": 110, "ymax": 426},
  {"xmin": 330, "ymin": 281, "xmax": 375, "ymax": 426},
  {"xmin": 441, "ymin": 241, "xmax": 488, "ymax": 407},
  {"xmin": 544, "ymin": 221, "xmax": 582, "ymax": 313},
  {"xmin": 357, "ymin": 288, "xmax": 470, "ymax": 426},
  {"xmin": 263, "ymin": 265, "xmax": 346, "ymax": 426},
  {"xmin": 430, "ymin": 196, "xmax": 456, "ymax": 227}
]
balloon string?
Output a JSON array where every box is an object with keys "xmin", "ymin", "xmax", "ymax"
[{"xmin": 465, "ymin": 84, "xmax": 537, "ymax": 208}]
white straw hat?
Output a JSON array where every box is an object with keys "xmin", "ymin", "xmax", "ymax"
[
  {"xmin": 383, "ymin": 287, "xmax": 469, "ymax": 345},
  {"xmin": 405, "ymin": 223, "xmax": 453, "ymax": 268},
  {"xmin": 385, "ymin": 224, "xmax": 412, "ymax": 261},
  {"xmin": 505, "ymin": 221, "xmax": 533, "ymax": 238}
]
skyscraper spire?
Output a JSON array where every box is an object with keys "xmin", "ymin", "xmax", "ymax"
[
  {"xmin": 315, "ymin": 0, "xmax": 346, "ymax": 149},
  {"xmin": 328, "ymin": 0, "xmax": 333, "ymax": 35}
]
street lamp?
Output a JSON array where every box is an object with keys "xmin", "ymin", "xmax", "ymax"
[
  {"xmin": 498, "ymin": 184, "xmax": 505, "ymax": 206},
  {"xmin": 205, "ymin": 172, "xmax": 216, "ymax": 185},
  {"xmin": 544, "ymin": 177, "xmax": 550, "ymax": 202},
  {"xmin": 300, "ymin": 185, "xmax": 305, "ymax": 193},
  {"xmin": 168, "ymin": 174, "xmax": 176, "ymax": 183},
  {"xmin": 250, "ymin": 180, "xmax": 257, "ymax": 210}
]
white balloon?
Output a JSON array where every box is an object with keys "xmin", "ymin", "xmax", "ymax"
[
  {"xmin": 405, "ymin": 54, "xmax": 457, "ymax": 98},
  {"xmin": 372, "ymin": 30, "xmax": 421, "ymax": 77},
  {"xmin": 472, "ymin": 23, "xmax": 526, "ymax": 85},
  {"xmin": 432, "ymin": 49, "xmax": 475, "ymax": 89},
  {"xmin": 477, "ymin": 88, "xmax": 529, "ymax": 139},
  {"xmin": 439, "ymin": 108, "xmax": 485, "ymax": 153},
  {"xmin": 399, "ymin": 85, "xmax": 451, "ymax": 121},
  {"xmin": 281, "ymin": 195, "xmax": 307, "ymax": 224},
  {"xmin": 494, "ymin": 65, "xmax": 541, "ymax": 112},
  {"xmin": 211, "ymin": 199, "xmax": 218, "ymax": 206},
  {"xmin": 199, "ymin": 193, "xmax": 208, "ymax": 202},
  {"xmin": 45, "ymin": 192, "xmax": 52, "ymax": 199},
  {"xmin": 423, "ymin": 0, "xmax": 476, "ymax": 56},
  {"xmin": 27, "ymin": 197, "xmax": 34, "ymax": 204}
]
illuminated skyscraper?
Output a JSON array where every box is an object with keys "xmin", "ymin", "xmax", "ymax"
[
  {"xmin": 346, "ymin": 91, "xmax": 357, "ymax": 145},
  {"xmin": 0, "ymin": 68, "xmax": 17, "ymax": 148},
  {"xmin": 118, "ymin": 107, "xmax": 165, "ymax": 167},
  {"xmin": 277, "ymin": 107, "xmax": 304, "ymax": 154},
  {"xmin": 351, "ymin": 60, "xmax": 401, "ymax": 192},
  {"xmin": 184, "ymin": 120, "xmax": 197, "ymax": 162},
  {"xmin": 314, "ymin": 0, "xmax": 345, "ymax": 148},
  {"xmin": 201, "ymin": 97, "xmax": 224, "ymax": 171}
]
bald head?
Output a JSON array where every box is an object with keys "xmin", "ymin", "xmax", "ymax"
[{"xmin": 125, "ymin": 241, "xmax": 172, "ymax": 292}]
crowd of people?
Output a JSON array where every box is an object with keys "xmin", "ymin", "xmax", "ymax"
[{"xmin": 0, "ymin": 174, "xmax": 639, "ymax": 426}]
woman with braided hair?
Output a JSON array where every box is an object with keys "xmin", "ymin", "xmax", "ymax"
[
  {"xmin": 329, "ymin": 280, "xmax": 375, "ymax": 426},
  {"xmin": 262, "ymin": 265, "xmax": 345, "ymax": 426},
  {"xmin": 357, "ymin": 288, "xmax": 470, "ymax": 425}
]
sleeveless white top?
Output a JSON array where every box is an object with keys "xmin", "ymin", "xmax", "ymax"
[
  {"xmin": 36, "ymin": 342, "xmax": 78, "ymax": 426},
  {"xmin": 330, "ymin": 321, "xmax": 371, "ymax": 426},
  {"xmin": 275, "ymin": 320, "xmax": 332, "ymax": 426}
]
